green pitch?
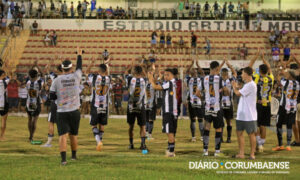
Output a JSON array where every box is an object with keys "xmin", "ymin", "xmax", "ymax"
[{"xmin": 0, "ymin": 116, "xmax": 300, "ymax": 180}]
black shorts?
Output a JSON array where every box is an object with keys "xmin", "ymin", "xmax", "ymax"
[
  {"xmin": 26, "ymin": 103, "xmax": 41, "ymax": 117},
  {"xmin": 191, "ymin": 41, "xmax": 197, "ymax": 48},
  {"xmin": 188, "ymin": 102, "xmax": 204, "ymax": 121},
  {"xmin": 127, "ymin": 107, "xmax": 146, "ymax": 126},
  {"xmin": 48, "ymin": 102, "xmax": 57, "ymax": 123},
  {"xmin": 204, "ymin": 110, "xmax": 224, "ymax": 129},
  {"xmin": 114, "ymin": 98, "xmax": 122, "ymax": 108},
  {"xmin": 0, "ymin": 103, "xmax": 9, "ymax": 116},
  {"xmin": 284, "ymin": 55, "xmax": 290, "ymax": 61},
  {"xmin": 90, "ymin": 106, "xmax": 108, "ymax": 126},
  {"xmin": 162, "ymin": 113, "xmax": 177, "ymax": 134},
  {"xmin": 223, "ymin": 106, "xmax": 234, "ymax": 120},
  {"xmin": 156, "ymin": 98, "xmax": 163, "ymax": 109},
  {"xmin": 146, "ymin": 106, "xmax": 156, "ymax": 122},
  {"xmin": 19, "ymin": 98, "xmax": 26, "ymax": 107},
  {"xmin": 257, "ymin": 103, "xmax": 271, "ymax": 126},
  {"xmin": 56, "ymin": 110, "xmax": 80, "ymax": 136},
  {"xmin": 8, "ymin": 97, "xmax": 18, "ymax": 108},
  {"xmin": 277, "ymin": 106, "xmax": 296, "ymax": 128}
]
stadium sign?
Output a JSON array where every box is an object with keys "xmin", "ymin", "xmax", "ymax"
[{"xmin": 24, "ymin": 19, "xmax": 300, "ymax": 31}]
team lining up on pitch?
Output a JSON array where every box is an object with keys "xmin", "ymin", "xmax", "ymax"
[{"xmin": 0, "ymin": 47, "xmax": 300, "ymax": 165}]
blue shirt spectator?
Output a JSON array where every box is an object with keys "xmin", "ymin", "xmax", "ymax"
[{"xmin": 91, "ymin": 0, "xmax": 96, "ymax": 11}]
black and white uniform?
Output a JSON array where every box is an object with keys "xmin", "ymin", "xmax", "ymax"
[
  {"xmin": 155, "ymin": 81, "xmax": 163, "ymax": 109},
  {"xmin": 200, "ymin": 75, "xmax": 224, "ymax": 129},
  {"xmin": 88, "ymin": 74, "xmax": 111, "ymax": 126},
  {"xmin": 26, "ymin": 78, "xmax": 44, "ymax": 117},
  {"xmin": 161, "ymin": 79, "xmax": 178, "ymax": 133},
  {"xmin": 0, "ymin": 77, "xmax": 9, "ymax": 116},
  {"xmin": 185, "ymin": 76, "xmax": 204, "ymax": 121},
  {"xmin": 145, "ymin": 82, "xmax": 156, "ymax": 121},
  {"xmin": 126, "ymin": 75, "xmax": 146, "ymax": 126},
  {"xmin": 222, "ymin": 78, "xmax": 234, "ymax": 120},
  {"xmin": 277, "ymin": 78, "xmax": 300, "ymax": 128},
  {"xmin": 48, "ymin": 72, "xmax": 58, "ymax": 123}
]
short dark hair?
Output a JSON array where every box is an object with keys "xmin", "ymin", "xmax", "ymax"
[
  {"xmin": 165, "ymin": 68, "xmax": 175, "ymax": 75},
  {"xmin": 221, "ymin": 68, "xmax": 229, "ymax": 73},
  {"xmin": 172, "ymin": 68, "xmax": 179, "ymax": 76},
  {"xmin": 290, "ymin": 63, "xmax": 299, "ymax": 70},
  {"xmin": 99, "ymin": 64, "xmax": 107, "ymax": 72},
  {"xmin": 243, "ymin": 67, "xmax": 253, "ymax": 76},
  {"xmin": 29, "ymin": 69, "xmax": 38, "ymax": 78},
  {"xmin": 134, "ymin": 65, "xmax": 143, "ymax": 74},
  {"xmin": 56, "ymin": 65, "xmax": 62, "ymax": 72},
  {"xmin": 210, "ymin": 61, "xmax": 219, "ymax": 70},
  {"xmin": 0, "ymin": 69, "xmax": 5, "ymax": 76},
  {"xmin": 259, "ymin": 64, "xmax": 268, "ymax": 75}
]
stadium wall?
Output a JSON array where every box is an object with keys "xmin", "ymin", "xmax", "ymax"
[{"xmin": 23, "ymin": 19, "xmax": 300, "ymax": 31}]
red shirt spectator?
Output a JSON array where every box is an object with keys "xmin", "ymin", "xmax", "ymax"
[
  {"xmin": 7, "ymin": 80, "xmax": 19, "ymax": 98},
  {"xmin": 112, "ymin": 82, "xmax": 123, "ymax": 100}
]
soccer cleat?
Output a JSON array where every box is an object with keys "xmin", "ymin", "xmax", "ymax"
[
  {"xmin": 140, "ymin": 144, "xmax": 148, "ymax": 150},
  {"xmin": 41, "ymin": 143, "xmax": 52, "ymax": 148},
  {"xmin": 258, "ymin": 145, "xmax": 264, "ymax": 152},
  {"xmin": 272, "ymin": 146, "xmax": 285, "ymax": 151},
  {"xmin": 203, "ymin": 149, "xmax": 208, "ymax": 156},
  {"xmin": 214, "ymin": 152, "xmax": 225, "ymax": 157},
  {"xmin": 61, "ymin": 161, "xmax": 67, "ymax": 166},
  {"xmin": 166, "ymin": 151, "xmax": 176, "ymax": 157},
  {"xmin": 96, "ymin": 141, "xmax": 103, "ymax": 151},
  {"xmin": 286, "ymin": 146, "xmax": 292, "ymax": 151},
  {"xmin": 128, "ymin": 144, "xmax": 134, "ymax": 149},
  {"xmin": 191, "ymin": 137, "xmax": 196, "ymax": 142},
  {"xmin": 226, "ymin": 138, "xmax": 231, "ymax": 143}
]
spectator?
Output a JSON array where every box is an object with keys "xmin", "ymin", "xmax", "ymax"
[
  {"xmin": 112, "ymin": 77, "xmax": 124, "ymax": 115},
  {"xmin": 105, "ymin": 6, "xmax": 113, "ymax": 18},
  {"xmin": 184, "ymin": 0, "xmax": 189, "ymax": 10},
  {"xmin": 62, "ymin": 1, "xmax": 68, "ymax": 18},
  {"xmin": 128, "ymin": 7, "xmax": 134, "ymax": 19},
  {"xmin": 150, "ymin": 31, "xmax": 157, "ymax": 49},
  {"xmin": 191, "ymin": 32, "xmax": 197, "ymax": 54},
  {"xmin": 31, "ymin": 20, "xmax": 38, "ymax": 34},
  {"xmin": 195, "ymin": 3, "xmax": 201, "ymax": 19},
  {"xmin": 14, "ymin": 2, "xmax": 19, "ymax": 18},
  {"xmin": 50, "ymin": 0, "xmax": 55, "ymax": 11},
  {"xmin": 18, "ymin": 82, "xmax": 27, "ymax": 112},
  {"xmin": 97, "ymin": 6, "xmax": 103, "ymax": 19},
  {"xmin": 7, "ymin": 78, "xmax": 19, "ymax": 113},
  {"xmin": 240, "ymin": 43, "xmax": 248, "ymax": 60},
  {"xmin": 43, "ymin": 31, "xmax": 51, "ymax": 46},
  {"xmin": 27, "ymin": 0, "xmax": 33, "ymax": 17},
  {"xmin": 222, "ymin": 2, "xmax": 227, "ymax": 19},
  {"xmin": 114, "ymin": 6, "xmax": 120, "ymax": 18},
  {"xmin": 256, "ymin": 11, "xmax": 263, "ymax": 31},
  {"xmin": 179, "ymin": 1, "xmax": 184, "ymax": 11},
  {"xmin": 1, "ymin": 16, "xmax": 7, "ymax": 35},
  {"xmin": 119, "ymin": 7, "xmax": 125, "ymax": 19},
  {"xmin": 82, "ymin": 0, "xmax": 89, "ymax": 18},
  {"xmin": 281, "ymin": 27, "xmax": 289, "ymax": 45},
  {"xmin": 204, "ymin": 36, "xmax": 211, "ymax": 59},
  {"xmin": 228, "ymin": 2, "xmax": 234, "ymax": 18},
  {"xmin": 271, "ymin": 44, "xmax": 280, "ymax": 67},
  {"xmin": 20, "ymin": 1, "xmax": 25, "ymax": 17},
  {"xmin": 148, "ymin": 49, "xmax": 157, "ymax": 63},
  {"xmin": 37, "ymin": 1, "xmax": 42, "ymax": 18},
  {"xmin": 237, "ymin": 1, "xmax": 242, "ymax": 18},
  {"xmin": 269, "ymin": 32, "xmax": 276, "ymax": 46},
  {"xmin": 91, "ymin": 0, "xmax": 96, "ymax": 11},
  {"xmin": 70, "ymin": 1, "xmax": 75, "ymax": 18},
  {"xmin": 243, "ymin": 1, "xmax": 250, "ymax": 30},
  {"xmin": 159, "ymin": 31, "xmax": 166, "ymax": 53},
  {"xmin": 51, "ymin": 31, "xmax": 57, "ymax": 46},
  {"xmin": 178, "ymin": 36, "xmax": 186, "ymax": 54},
  {"xmin": 189, "ymin": 1, "xmax": 195, "ymax": 18},
  {"xmin": 213, "ymin": 1, "xmax": 219, "ymax": 19},
  {"xmin": 294, "ymin": 35, "xmax": 299, "ymax": 48},
  {"xmin": 77, "ymin": 1, "xmax": 82, "ymax": 18},
  {"xmin": 166, "ymin": 33, "xmax": 172, "ymax": 53},
  {"xmin": 203, "ymin": 1, "xmax": 210, "ymax": 18},
  {"xmin": 283, "ymin": 44, "xmax": 291, "ymax": 61},
  {"xmin": 102, "ymin": 49, "xmax": 109, "ymax": 61}
]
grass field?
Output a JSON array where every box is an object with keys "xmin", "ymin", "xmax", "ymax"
[{"xmin": 0, "ymin": 116, "xmax": 300, "ymax": 180}]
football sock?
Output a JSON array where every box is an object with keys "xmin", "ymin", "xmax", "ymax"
[
  {"xmin": 190, "ymin": 121, "xmax": 196, "ymax": 137},
  {"xmin": 287, "ymin": 128, "xmax": 293, "ymax": 146},
  {"xmin": 92, "ymin": 127, "xmax": 101, "ymax": 144},
  {"xmin": 61, "ymin": 151, "xmax": 66, "ymax": 162},
  {"xmin": 203, "ymin": 130, "xmax": 210, "ymax": 150},
  {"xmin": 215, "ymin": 132, "xmax": 222, "ymax": 151}
]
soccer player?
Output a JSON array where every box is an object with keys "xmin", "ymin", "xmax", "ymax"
[
  {"xmin": 26, "ymin": 68, "xmax": 44, "ymax": 142},
  {"xmin": 87, "ymin": 60, "xmax": 111, "ymax": 151},
  {"xmin": 125, "ymin": 60, "xmax": 147, "ymax": 151},
  {"xmin": 148, "ymin": 68, "xmax": 177, "ymax": 157},
  {"xmin": 0, "ymin": 69, "xmax": 9, "ymax": 141},
  {"xmin": 249, "ymin": 51, "xmax": 274, "ymax": 152},
  {"xmin": 185, "ymin": 60, "xmax": 205, "ymax": 142},
  {"xmin": 221, "ymin": 59, "xmax": 237, "ymax": 143},
  {"xmin": 49, "ymin": 47, "xmax": 83, "ymax": 165},
  {"xmin": 145, "ymin": 73, "xmax": 156, "ymax": 140},
  {"xmin": 196, "ymin": 60, "xmax": 226, "ymax": 157},
  {"xmin": 41, "ymin": 64, "xmax": 63, "ymax": 148},
  {"xmin": 273, "ymin": 68, "xmax": 300, "ymax": 151}
]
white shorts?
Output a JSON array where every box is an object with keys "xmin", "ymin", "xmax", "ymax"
[{"xmin": 272, "ymin": 56, "xmax": 279, "ymax": 61}]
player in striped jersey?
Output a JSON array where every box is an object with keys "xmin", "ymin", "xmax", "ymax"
[
  {"xmin": 196, "ymin": 60, "xmax": 226, "ymax": 157},
  {"xmin": 41, "ymin": 64, "xmax": 63, "ymax": 147},
  {"xmin": 145, "ymin": 80, "xmax": 156, "ymax": 140},
  {"xmin": 0, "ymin": 69, "xmax": 10, "ymax": 141},
  {"xmin": 125, "ymin": 62, "xmax": 148, "ymax": 151},
  {"xmin": 148, "ymin": 68, "xmax": 177, "ymax": 157},
  {"xmin": 87, "ymin": 61, "xmax": 111, "ymax": 152},
  {"xmin": 273, "ymin": 68, "xmax": 300, "ymax": 151},
  {"xmin": 220, "ymin": 59, "xmax": 237, "ymax": 143},
  {"xmin": 185, "ymin": 60, "xmax": 205, "ymax": 142},
  {"xmin": 249, "ymin": 51, "xmax": 274, "ymax": 152},
  {"xmin": 26, "ymin": 68, "xmax": 44, "ymax": 142}
]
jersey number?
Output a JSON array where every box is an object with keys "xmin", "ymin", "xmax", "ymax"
[
  {"xmin": 96, "ymin": 85, "xmax": 108, "ymax": 96},
  {"xmin": 134, "ymin": 87, "xmax": 141, "ymax": 97},
  {"xmin": 209, "ymin": 84, "xmax": 215, "ymax": 97},
  {"xmin": 28, "ymin": 89, "xmax": 37, "ymax": 98},
  {"xmin": 287, "ymin": 89, "xmax": 299, "ymax": 100}
]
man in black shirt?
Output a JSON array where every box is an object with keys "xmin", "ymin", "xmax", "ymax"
[{"xmin": 191, "ymin": 32, "xmax": 197, "ymax": 54}]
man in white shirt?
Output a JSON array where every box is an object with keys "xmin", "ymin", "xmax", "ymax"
[{"xmin": 232, "ymin": 66, "xmax": 257, "ymax": 160}]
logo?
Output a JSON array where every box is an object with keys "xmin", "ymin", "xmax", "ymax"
[{"xmin": 170, "ymin": 91, "xmax": 174, "ymax": 96}]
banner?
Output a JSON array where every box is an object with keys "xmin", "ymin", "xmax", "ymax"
[{"xmin": 24, "ymin": 19, "xmax": 300, "ymax": 31}]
